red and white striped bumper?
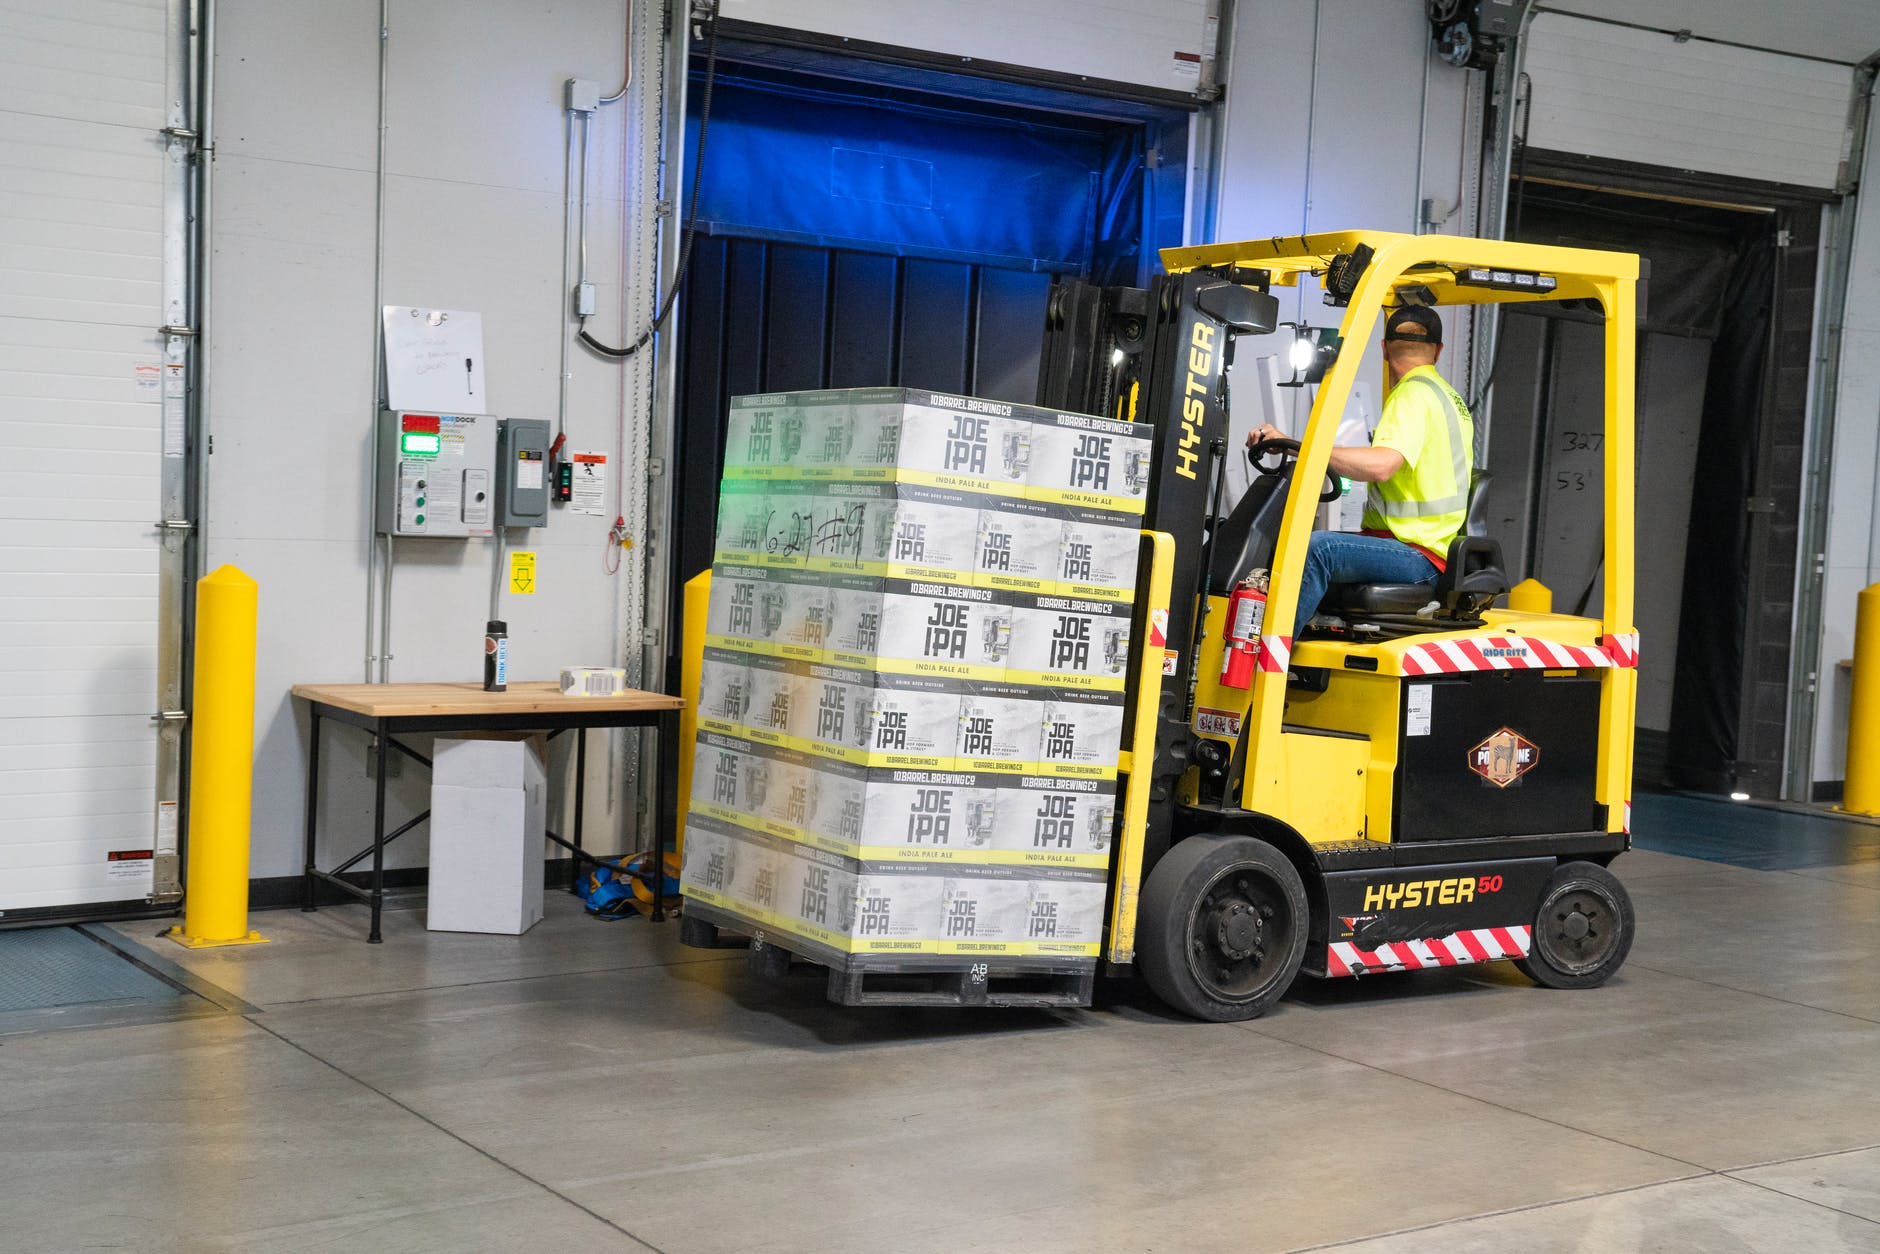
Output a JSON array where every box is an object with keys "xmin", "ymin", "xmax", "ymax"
[
  {"xmin": 1398, "ymin": 635, "xmax": 1639, "ymax": 676},
  {"xmin": 1326, "ymin": 926, "xmax": 1533, "ymax": 977}
]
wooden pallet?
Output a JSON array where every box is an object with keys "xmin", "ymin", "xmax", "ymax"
[{"xmin": 680, "ymin": 902, "xmax": 1096, "ymax": 1009}]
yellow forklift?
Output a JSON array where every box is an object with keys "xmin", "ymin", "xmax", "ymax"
[
  {"xmin": 681, "ymin": 230, "xmax": 1642, "ymax": 1022},
  {"xmin": 1042, "ymin": 230, "xmax": 1641, "ymax": 1020}
]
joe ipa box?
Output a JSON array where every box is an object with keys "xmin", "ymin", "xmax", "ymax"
[
  {"xmin": 828, "ymin": 577, "xmax": 1013, "ymax": 680},
  {"xmin": 863, "ymin": 486, "xmax": 982, "ymax": 584},
  {"xmin": 800, "ymin": 760, "xmax": 1000, "ymax": 862},
  {"xmin": 738, "ymin": 653, "xmax": 800, "ymax": 746},
  {"xmin": 873, "ymin": 581, "xmax": 1013, "ymax": 678},
  {"xmin": 723, "ymin": 395, "xmax": 812, "ymax": 479},
  {"xmin": 1022, "ymin": 868, "xmax": 1111, "ymax": 953},
  {"xmin": 973, "ymin": 503, "xmax": 1062, "ymax": 595},
  {"xmin": 1052, "ymin": 508, "xmax": 1141, "ymax": 603},
  {"xmin": 991, "ymin": 773, "xmax": 1119, "ymax": 867},
  {"xmin": 1025, "ymin": 410, "xmax": 1154, "ymax": 516},
  {"xmin": 696, "ymin": 650, "xmax": 750, "ymax": 733},
  {"xmin": 1006, "ymin": 593, "xmax": 1132, "ymax": 693},
  {"xmin": 938, "ymin": 869, "xmax": 1035, "ymax": 952},
  {"xmin": 954, "ymin": 684, "xmax": 1047, "ymax": 775},
  {"xmin": 704, "ymin": 564, "xmax": 783, "ymax": 655},
  {"xmin": 777, "ymin": 844, "xmax": 947, "ymax": 956},
  {"xmin": 894, "ymin": 390, "xmax": 1035, "ymax": 499},
  {"xmin": 1038, "ymin": 688, "xmax": 1127, "ymax": 779}
]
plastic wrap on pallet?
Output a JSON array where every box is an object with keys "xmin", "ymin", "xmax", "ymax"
[
  {"xmin": 687, "ymin": 387, "xmax": 1153, "ymax": 974},
  {"xmin": 683, "ymin": 816, "xmax": 1106, "ymax": 960}
]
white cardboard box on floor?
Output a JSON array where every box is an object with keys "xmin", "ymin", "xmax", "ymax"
[{"xmin": 429, "ymin": 734, "xmax": 547, "ymax": 935}]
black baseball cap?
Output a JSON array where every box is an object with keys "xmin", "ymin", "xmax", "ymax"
[{"xmin": 1384, "ymin": 305, "xmax": 1443, "ymax": 345}]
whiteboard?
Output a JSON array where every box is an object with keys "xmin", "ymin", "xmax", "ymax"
[{"xmin": 381, "ymin": 306, "xmax": 487, "ymax": 411}]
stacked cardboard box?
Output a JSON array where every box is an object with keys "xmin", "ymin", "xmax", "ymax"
[{"xmin": 681, "ymin": 387, "xmax": 1151, "ymax": 965}]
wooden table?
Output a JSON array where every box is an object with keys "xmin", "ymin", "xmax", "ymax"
[{"xmin": 292, "ymin": 682, "xmax": 684, "ymax": 943}]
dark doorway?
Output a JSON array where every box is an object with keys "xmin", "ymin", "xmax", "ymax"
[
  {"xmin": 1482, "ymin": 157, "xmax": 1823, "ymax": 798},
  {"xmin": 667, "ymin": 38, "xmax": 1192, "ymax": 688}
]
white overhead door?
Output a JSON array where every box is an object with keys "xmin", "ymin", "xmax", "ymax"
[
  {"xmin": 0, "ymin": 0, "xmax": 184, "ymax": 915},
  {"xmin": 1524, "ymin": 11, "xmax": 1857, "ymax": 191},
  {"xmin": 716, "ymin": 0, "xmax": 1216, "ymax": 96}
]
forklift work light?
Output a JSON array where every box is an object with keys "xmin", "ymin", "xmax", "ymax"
[{"xmin": 1279, "ymin": 323, "xmax": 1341, "ymax": 388}]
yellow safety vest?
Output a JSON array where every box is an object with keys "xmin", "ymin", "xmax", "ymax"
[{"xmin": 1362, "ymin": 364, "xmax": 1474, "ymax": 560}]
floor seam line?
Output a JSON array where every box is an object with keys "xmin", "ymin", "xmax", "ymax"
[
  {"xmin": 243, "ymin": 1015, "xmax": 667, "ymax": 1253},
  {"xmin": 1231, "ymin": 1019, "xmax": 1714, "ymax": 1173},
  {"xmin": 1624, "ymin": 960, "xmax": 1880, "ymax": 1025},
  {"xmin": 1273, "ymin": 1172, "xmax": 1720, "ymax": 1253},
  {"xmin": 1718, "ymin": 1139, "xmax": 1880, "ymax": 1172},
  {"xmin": 1721, "ymin": 1170, "xmax": 1880, "ymax": 1229}
]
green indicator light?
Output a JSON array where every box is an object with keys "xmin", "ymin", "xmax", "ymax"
[{"xmin": 401, "ymin": 432, "xmax": 442, "ymax": 456}]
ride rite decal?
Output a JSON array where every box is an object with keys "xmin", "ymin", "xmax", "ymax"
[
  {"xmin": 1469, "ymin": 726, "xmax": 1540, "ymax": 788},
  {"xmin": 1177, "ymin": 318, "xmax": 1218, "ymax": 481}
]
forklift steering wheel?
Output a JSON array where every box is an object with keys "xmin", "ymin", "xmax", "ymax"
[{"xmin": 1248, "ymin": 437, "xmax": 1342, "ymax": 504}]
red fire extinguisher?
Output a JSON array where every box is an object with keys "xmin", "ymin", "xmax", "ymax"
[{"xmin": 1221, "ymin": 570, "xmax": 1269, "ymax": 689}]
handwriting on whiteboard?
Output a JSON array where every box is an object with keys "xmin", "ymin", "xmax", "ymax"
[{"xmin": 381, "ymin": 306, "xmax": 486, "ymax": 410}]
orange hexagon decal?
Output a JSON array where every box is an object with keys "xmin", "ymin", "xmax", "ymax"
[{"xmin": 1468, "ymin": 727, "xmax": 1539, "ymax": 788}]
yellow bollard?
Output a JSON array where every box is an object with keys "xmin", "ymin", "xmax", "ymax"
[
  {"xmin": 674, "ymin": 568, "xmax": 711, "ymax": 857},
  {"xmin": 1843, "ymin": 583, "xmax": 1880, "ymax": 816},
  {"xmin": 167, "ymin": 566, "xmax": 268, "ymax": 948},
  {"xmin": 1508, "ymin": 578, "xmax": 1553, "ymax": 614}
]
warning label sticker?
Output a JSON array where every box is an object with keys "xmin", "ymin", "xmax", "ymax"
[{"xmin": 106, "ymin": 849, "xmax": 154, "ymax": 884}]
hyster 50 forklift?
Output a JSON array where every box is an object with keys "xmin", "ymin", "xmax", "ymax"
[
  {"xmin": 1041, "ymin": 231, "xmax": 1641, "ymax": 1020},
  {"xmin": 680, "ymin": 231, "xmax": 1642, "ymax": 1022}
]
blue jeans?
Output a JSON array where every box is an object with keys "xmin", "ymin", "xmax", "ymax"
[{"xmin": 1292, "ymin": 532, "xmax": 1439, "ymax": 635}]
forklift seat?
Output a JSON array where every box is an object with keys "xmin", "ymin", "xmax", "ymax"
[
  {"xmin": 1322, "ymin": 471, "xmax": 1509, "ymax": 634},
  {"xmin": 1328, "ymin": 534, "xmax": 1509, "ymax": 622}
]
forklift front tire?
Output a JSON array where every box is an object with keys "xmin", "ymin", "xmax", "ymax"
[
  {"xmin": 1514, "ymin": 860, "xmax": 1635, "ymax": 990},
  {"xmin": 1137, "ymin": 834, "xmax": 1309, "ymax": 1022}
]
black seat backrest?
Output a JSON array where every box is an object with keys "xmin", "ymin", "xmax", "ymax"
[
  {"xmin": 1466, "ymin": 469, "xmax": 1492, "ymax": 537},
  {"xmin": 1435, "ymin": 534, "xmax": 1508, "ymax": 617}
]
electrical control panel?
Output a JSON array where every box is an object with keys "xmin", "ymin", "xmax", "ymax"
[
  {"xmin": 496, "ymin": 418, "xmax": 551, "ymax": 528},
  {"xmin": 376, "ymin": 410, "xmax": 497, "ymax": 537}
]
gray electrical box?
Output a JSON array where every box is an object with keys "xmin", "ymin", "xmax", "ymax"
[
  {"xmin": 496, "ymin": 418, "xmax": 551, "ymax": 528},
  {"xmin": 376, "ymin": 410, "xmax": 497, "ymax": 537}
]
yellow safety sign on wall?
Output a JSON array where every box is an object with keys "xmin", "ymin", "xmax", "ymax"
[{"xmin": 509, "ymin": 550, "xmax": 537, "ymax": 595}]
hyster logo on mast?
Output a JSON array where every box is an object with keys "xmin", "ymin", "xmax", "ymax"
[
  {"xmin": 1177, "ymin": 320, "xmax": 1217, "ymax": 480},
  {"xmin": 1468, "ymin": 727, "xmax": 1539, "ymax": 788}
]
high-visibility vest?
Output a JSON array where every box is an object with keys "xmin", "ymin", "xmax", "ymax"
[{"xmin": 1362, "ymin": 365, "xmax": 1474, "ymax": 559}]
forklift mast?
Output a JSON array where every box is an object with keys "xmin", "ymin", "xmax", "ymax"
[{"xmin": 1039, "ymin": 267, "xmax": 1279, "ymax": 877}]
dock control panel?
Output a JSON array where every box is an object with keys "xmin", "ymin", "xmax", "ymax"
[{"xmin": 376, "ymin": 410, "xmax": 497, "ymax": 537}]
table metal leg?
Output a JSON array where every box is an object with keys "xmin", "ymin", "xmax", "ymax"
[
  {"xmin": 652, "ymin": 709, "xmax": 680, "ymax": 923},
  {"xmin": 303, "ymin": 709, "xmax": 321, "ymax": 911},
  {"xmin": 570, "ymin": 725, "xmax": 587, "ymax": 895},
  {"xmin": 369, "ymin": 722, "xmax": 388, "ymax": 944}
]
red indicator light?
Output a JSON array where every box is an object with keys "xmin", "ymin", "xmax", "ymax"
[{"xmin": 401, "ymin": 414, "xmax": 441, "ymax": 433}]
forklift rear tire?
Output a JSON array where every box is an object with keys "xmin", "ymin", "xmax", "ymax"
[
  {"xmin": 1137, "ymin": 834, "xmax": 1309, "ymax": 1022},
  {"xmin": 1513, "ymin": 860, "xmax": 1635, "ymax": 990}
]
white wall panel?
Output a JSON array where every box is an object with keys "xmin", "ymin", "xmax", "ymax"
[
  {"xmin": 1525, "ymin": 12, "xmax": 1857, "ymax": 191},
  {"xmin": 210, "ymin": 0, "xmax": 650, "ymax": 880},
  {"xmin": 717, "ymin": 0, "xmax": 1213, "ymax": 95},
  {"xmin": 1212, "ymin": 0, "xmax": 1478, "ymax": 446},
  {"xmin": 0, "ymin": 0, "xmax": 169, "ymax": 911}
]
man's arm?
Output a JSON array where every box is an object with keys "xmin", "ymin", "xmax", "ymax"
[
  {"xmin": 1247, "ymin": 425, "xmax": 1405, "ymax": 483},
  {"xmin": 1327, "ymin": 444, "xmax": 1404, "ymax": 483}
]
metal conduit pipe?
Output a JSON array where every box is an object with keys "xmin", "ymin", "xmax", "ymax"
[
  {"xmin": 364, "ymin": 0, "xmax": 392, "ymax": 681},
  {"xmin": 193, "ymin": 0, "xmax": 216, "ymax": 565}
]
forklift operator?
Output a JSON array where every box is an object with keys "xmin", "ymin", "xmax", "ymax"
[{"xmin": 1249, "ymin": 304, "xmax": 1474, "ymax": 634}]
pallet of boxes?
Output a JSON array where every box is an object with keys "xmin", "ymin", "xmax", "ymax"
[{"xmin": 679, "ymin": 386, "xmax": 1153, "ymax": 1008}]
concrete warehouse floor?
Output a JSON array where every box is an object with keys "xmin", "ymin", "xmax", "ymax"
[{"xmin": 4, "ymin": 801, "xmax": 1879, "ymax": 1252}]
